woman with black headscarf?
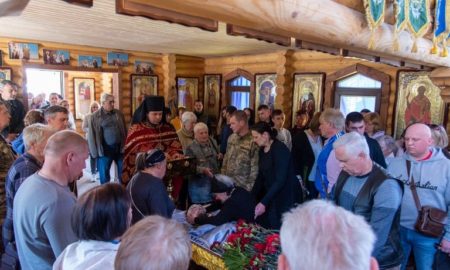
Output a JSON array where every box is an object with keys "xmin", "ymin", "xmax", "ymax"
[
  {"xmin": 127, "ymin": 149, "xmax": 175, "ymax": 224},
  {"xmin": 122, "ymin": 96, "xmax": 183, "ymax": 185}
]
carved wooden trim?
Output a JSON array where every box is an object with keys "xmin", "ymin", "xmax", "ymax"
[
  {"xmin": 227, "ymin": 25, "xmax": 291, "ymax": 46},
  {"xmin": 223, "ymin": 69, "xmax": 254, "ymax": 108},
  {"xmin": 116, "ymin": 0, "xmax": 218, "ymax": 32},
  {"xmin": 295, "ymin": 40, "xmax": 343, "ymax": 56},
  {"xmin": 325, "ymin": 63, "xmax": 390, "ymax": 130},
  {"xmin": 22, "ymin": 62, "xmax": 119, "ymax": 73},
  {"xmin": 63, "ymin": 0, "xmax": 93, "ymax": 7},
  {"xmin": 342, "ymin": 50, "xmax": 380, "ymax": 62}
]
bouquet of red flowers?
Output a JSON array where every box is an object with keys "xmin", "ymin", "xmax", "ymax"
[{"xmin": 211, "ymin": 220, "xmax": 281, "ymax": 270}]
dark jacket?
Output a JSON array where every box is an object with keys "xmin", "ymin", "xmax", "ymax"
[
  {"xmin": 365, "ymin": 133, "xmax": 387, "ymax": 168},
  {"xmin": 292, "ymin": 130, "xmax": 319, "ymax": 179},
  {"xmin": 127, "ymin": 172, "xmax": 175, "ymax": 224},
  {"xmin": 195, "ymin": 187, "xmax": 256, "ymax": 226},
  {"xmin": 1, "ymin": 99, "xmax": 25, "ymax": 137},
  {"xmin": 252, "ymin": 140, "xmax": 300, "ymax": 229},
  {"xmin": 334, "ymin": 165, "xmax": 403, "ymax": 269}
]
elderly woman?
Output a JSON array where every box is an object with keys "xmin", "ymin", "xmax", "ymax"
[
  {"xmin": 185, "ymin": 122, "xmax": 221, "ymax": 204},
  {"xmin": 127, "ymin": 149, "xmax": 175, "ymax": 224},
  {"xmin": 82, "ymin": 101, "xmax": 100, "ymax": 175},
  {"xmin": 376, "ymin": 135, "xmax": 399, "ymax": 166},
  {"xmin": 177, "ymin": 111, "xmax": 197, "ymax": 153},
  {"xmin": 54, "ymin": 183, "xmax": 131, "ymax": 270}
]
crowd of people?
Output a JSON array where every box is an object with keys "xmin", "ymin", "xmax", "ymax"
[{"xmin": 0, "ymin": 78, "xmax": 449, "ymax": 270}]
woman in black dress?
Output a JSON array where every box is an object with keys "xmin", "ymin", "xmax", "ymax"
[
  {"xmin": 127, "ymin": 149, "xmax": 175, "ymax": 224},
  {"xmin": 251, "ymin": 122, "xmax": 300, "ymax": 229}
]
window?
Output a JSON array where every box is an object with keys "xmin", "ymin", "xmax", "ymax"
[
  {"xmin": 227, "ymin": 76, "xmax": 250, "ymax": 109},
  {"xmin": 335, "ymin": 73, "xmax": 381, "ymax": 117},
  {"xmin": 26, "ymin": 69, "xmax": 63, "ymax": 98}
]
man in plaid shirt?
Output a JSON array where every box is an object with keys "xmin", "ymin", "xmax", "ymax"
[{"xmin": 3, "ymin": 124, "xmax": 55, "ymax": 247}]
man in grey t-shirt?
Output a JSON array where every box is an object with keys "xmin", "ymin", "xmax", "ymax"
[
  {"xmin": 14, "ymin": 130, "xmax": 88, "ymax": 270},
  {"xmin": 333, "ymin": 132, "xmax": 403, "ymax": 270}
]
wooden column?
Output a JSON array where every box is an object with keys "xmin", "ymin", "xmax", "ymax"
[
  {"xmin": 162, "ymin": 53, "xmax": 176, "ymax": 102},
  {"xmin": 275, "ymin": 50, "xmax": 295, "ymax": 127}
]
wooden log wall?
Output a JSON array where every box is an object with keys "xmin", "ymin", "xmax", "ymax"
[
  {"xmin": 175, "ymin": 54, "xmax": 205, "ymax": 102},
  {"xmin": 1, "ymin": 36, "xmax": 448, "ymax": 136},
  {"xmin": 64, "ymin": 71, "xmax": 107, "ymax": 132},
  {"xmin": 0, "ymin": 37, "xmax": 164, "ymax": 127},
  {"xmin": 204, "ymin": 51, "xmax": 280, "ymax": 112},
  {"xmin": 291, "ymin": 50, "xmax": 400, "ymax": 134}
]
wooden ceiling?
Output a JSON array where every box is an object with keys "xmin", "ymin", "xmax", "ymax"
[{"xmin": 0, "ymin": 0, "xmax": 286, "ymax": 57}]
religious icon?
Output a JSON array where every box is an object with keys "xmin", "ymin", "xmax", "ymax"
[
  {"xmin": 255, "ymin": 74, "xmax": 277, "ymax": 110},
  {"xmin": 131, "ymin": 74, "xmax": 158, "ymax": 114},
  {"xmin": 177, "ymin": 77, "xmax": 198, "ymax": 111},
  {"xmin": 394, "ymin": 71, "xmax": 445, "ymax": 139},
  {"xmin": 292, "ymin": 73, "xmax": 324, "ymax": 128},
  {"xmin": 0, "ymin": 67, "xmax": 12, "ymax": 84},
  {"xmin": 74, "ymin": 78, "xmax": 95, "ymax": 120},
  {"xmin": 204, "ymin": 74, "xmax": 221, "ymax": 118}
]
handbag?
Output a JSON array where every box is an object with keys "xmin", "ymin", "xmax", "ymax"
[{"xmin": 407, "ymin": 160, "xmax": 446, "ymax": 238}]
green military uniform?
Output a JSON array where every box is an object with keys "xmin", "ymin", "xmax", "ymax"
[
  {"xmin": 221, "ymin": 132, "xmax": 259, "ymax": 191},
  {"xmin": 0, "ymin": 136, "xmax": 16, "ymax": 249}
]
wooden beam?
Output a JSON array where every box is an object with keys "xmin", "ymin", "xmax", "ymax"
[
  {"xmin": 296, "ymin": 40, "xmax": 342, "ymax": 55},
  {"xmin": 227, "ymin": 25, "xmax": 291, "ymax": 46},
  {"xmin": 116, "ymin": 0, "xmax": 218, "ymax": 32},
  {"xmin": 63, "ymin": 0, "xmax": 93, "ymax": 7},
  {"xmin": 136, "ymin": 0, "xmax": 450, "ymax": 67},
  {"xmin": 0, "ymin": 0, "xmax": 29, "ymax": 16},
  {"xmin": 342, "ymin": 49, "xmax": 380, "ymax": 62}
]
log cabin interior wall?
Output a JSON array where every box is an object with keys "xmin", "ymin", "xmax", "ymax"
[
  {"xmin": 1, "ymin": 37, "xmax": 449, "ymax": 137},
  {"xmin": 0, "ymin": 37, "xmax": 164, "ymax": 129}
]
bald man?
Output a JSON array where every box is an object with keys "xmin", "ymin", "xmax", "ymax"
[
  {"xmin": 388, "ymin": 123, "xmax": 450, "ymax": 270},
  {"xmin": 13, "ymin": 131, "xmax": 88, "ymax": 270}
]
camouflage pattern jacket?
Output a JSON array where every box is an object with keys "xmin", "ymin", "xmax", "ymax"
[{"xmin": 221, "ymin": 132, "xmax": 259, "ymax": 191}]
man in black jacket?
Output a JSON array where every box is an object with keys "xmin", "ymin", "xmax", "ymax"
[
  {"xmin": 0, "ymin": 80, "xmax": 25, "ymax": 142},
  {"xmin": 345, "ymin": 112, "xmax": 387, "ymax": 168}
]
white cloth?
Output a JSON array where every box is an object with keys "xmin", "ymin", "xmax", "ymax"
[{"xmin": 53, "ymin": 240, "xmax": 119, "ymax": 270}]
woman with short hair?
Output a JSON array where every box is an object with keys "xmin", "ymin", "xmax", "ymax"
[
  {"xmin": 127, "ymin": 149, "xmax": 175, "ymax": 224},
  {"xmin": 82, "ymin": 101, "xmax": 100, "ymax": 175},
  {"xmin": 177, "ymin": 111, "xmax": 197, "ymax": 153},
  {"xmin": 185, "ymin": 122, "xmax": 221, "ymax": 204},
  {"xmin": 53, "ymin": 183, "xmax": 131, "ymax": 270}
]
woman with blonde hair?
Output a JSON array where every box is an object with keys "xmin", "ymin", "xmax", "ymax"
[{"xmin": 364, "ymin": 112, "xmax": 385, "ymax": 139}]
